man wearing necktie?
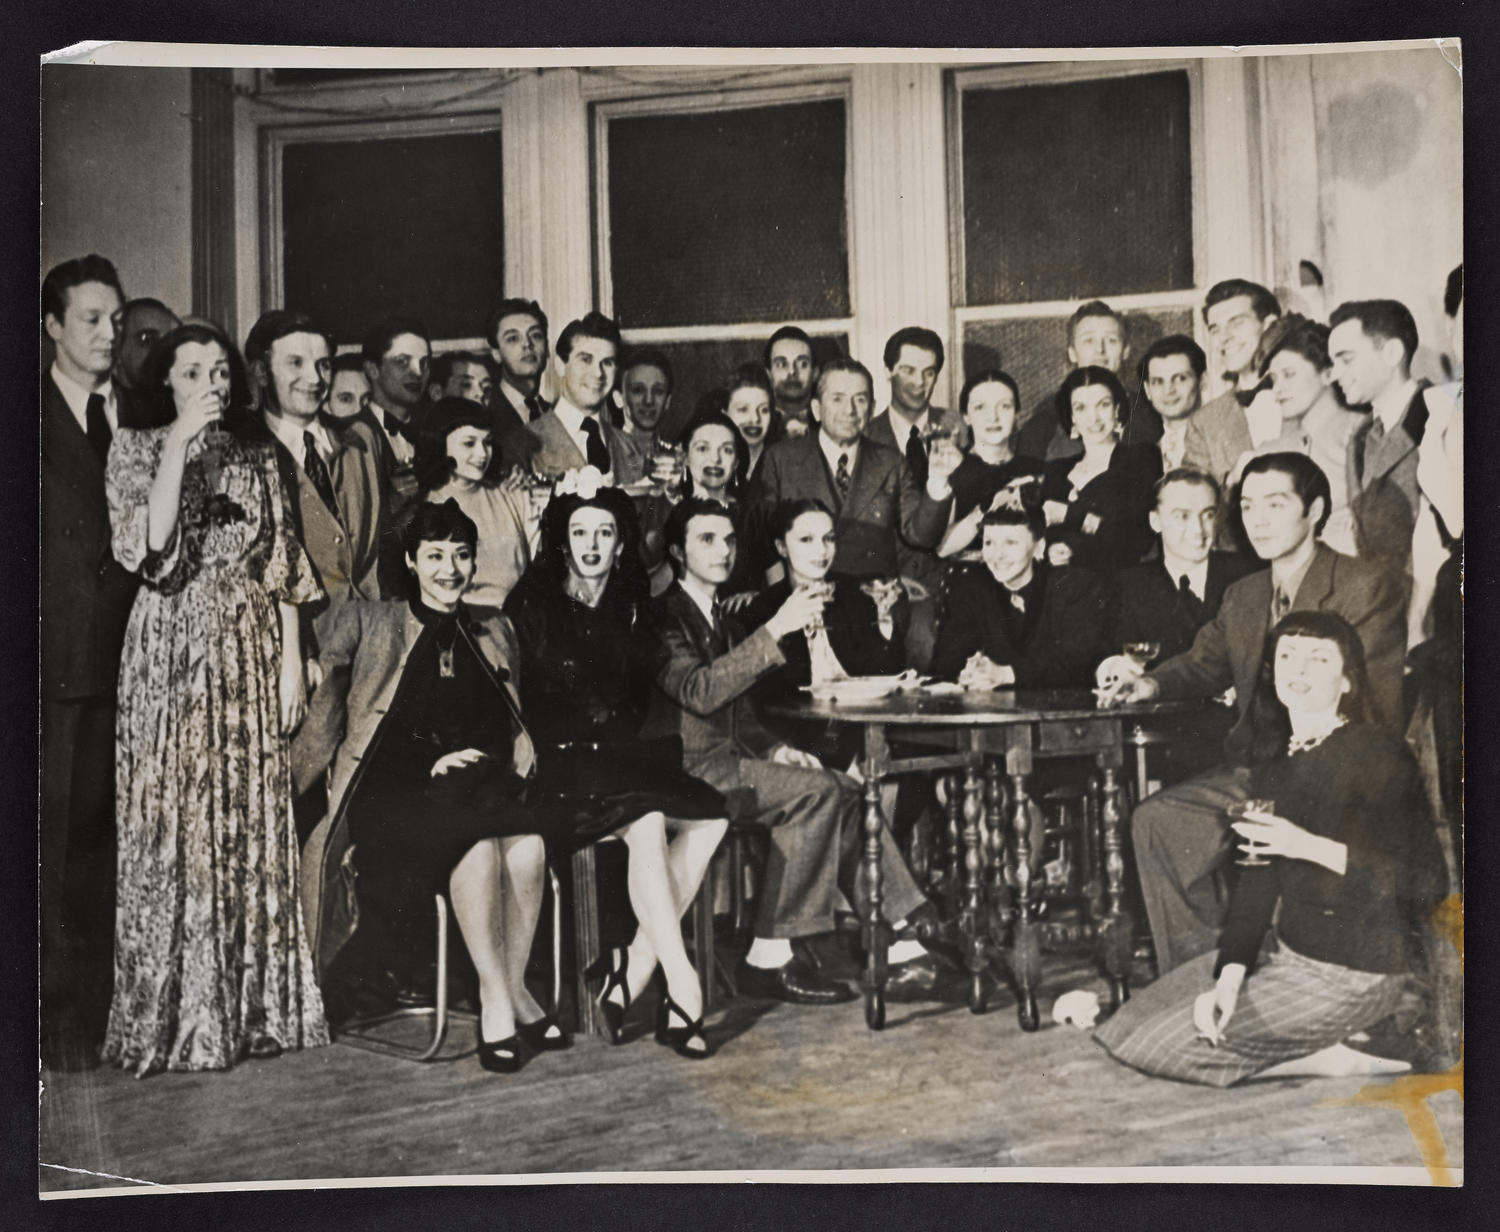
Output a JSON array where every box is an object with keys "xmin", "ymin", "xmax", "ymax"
[
  {"xmin": 1329, "ymin": 299, "xmax": 1428, "ymax": 586},
  {"xmin": 1182, "ymin": 280, "xmax": 1283, "ymax": 490},
  {"xmin": 1102, "ymin": 453, "xmax": 1405, "ymax": 971},
  {"xmin": 40, "ymin": 254, "xmax": 138, "ymax": 1066},
  {"xmin": 1112, "ymin": 469, "xmax": 1260, "ymax": 663},
  {"xmin": 487, "ymin": 297, "xmax": 553, "ymax": 426},
  {"xmin": 360, "ymin": 317, "xmax": 431, "ymax": 595},
  {"xmin": 243, "ymin": 311, "xmax": 386, "ymax": 824},
  {"xmin": 525, "ymin": 312, "xmax": 632, "ymax": 479}
]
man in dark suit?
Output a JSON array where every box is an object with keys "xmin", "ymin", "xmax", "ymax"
[
  {"xmin": 240, "ymin": 311, "xmax": 386, "ymax": 816},
  {"xmin": 1112, "ymin": 468, "xmax": 1261, "ymax": 661},
  {"xmin": 40, "ymin": 254, "xmax": 137, "ymax": 1064},
  {"xmin": 109, "ymin": 296, "xmax": 179, "ymax": 428},
  {"xmin": 1329, "ymin": 299, "xmax": 1427, "ymax": 586},
  {"xmin": 765, "ymin": 324, "xmax": 818, "ymax": 438},
  {"xmin": 525, "ymin": 312, "xmax": 634, "ymax": 479},
  {"xmin": 1103, "ymin": 453, "xmax": 1405, "ymax": 971},
  {"xmin": 361, "ymin": 317, "xmax": 431, "ymax": 595},
  {"xmin": 327, "ymin": 352, "xmax": 373, "ymax": 421},
  {"xmin": 749, "ymin": 358, "xmax": 958, "ymax": 582},
  {"xmin": 641, "ymin": 499, "xmax": 940, "ymax": 1002},
  {"xmin": 487, "ymin": 297, "xmax": 553, "ymax": 426}
]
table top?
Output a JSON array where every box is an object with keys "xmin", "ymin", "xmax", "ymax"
[{"xmin": 766, "ymin": 687, "xmax": 1204, "ymax": 726}]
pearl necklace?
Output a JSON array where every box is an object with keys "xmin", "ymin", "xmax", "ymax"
[{"xmin": 1287, "ymin": 717, "xmax": 1346, "ymax": 755}]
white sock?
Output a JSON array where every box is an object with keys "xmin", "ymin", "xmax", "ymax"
[
  {"xmin": 888, "ymin": 939, "xmax": 925, "ymax": 963},
  {"xmin": 745, "ymin": 937, "xmax": 795, "ymax": 969}
]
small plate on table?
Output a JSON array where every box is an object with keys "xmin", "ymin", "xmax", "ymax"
[{"xmin": 803, "ymin": 675, "xmax": 913, "ymax": 703}]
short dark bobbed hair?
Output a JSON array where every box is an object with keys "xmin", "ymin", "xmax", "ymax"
[
  {"xmin": 413, "ymin": 397, "xmax": 496, "ymax": 493},
  {"xmin": 142, "ymin": 322, "xmax": 251, "ymax": 432},
  {"xmin": 772, "ymin": 497, "xmax": 835, "ymax": 542},
  {"xmin": 1243, "ymin": 609, "xmax": 1373, "ymax": 765},
  {"xmin": 1055, "ymin": 366, "xmax": 1129, "ymax": 435},
  {"xmin": 959, "ymin": 368, "xmax": 1022, "ymax": 419},
  {"xmin": 402, "ymin": 497, "xmax": 479, "ymax": 556}
]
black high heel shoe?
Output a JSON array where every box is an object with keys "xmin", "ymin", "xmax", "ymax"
[
  {"xmin": 586, "ymin": 947, "xmax": 631, "ymax": 1044},
  {"xmin": 477, "ymin": 1033, "xmax": 523, "ymax": 1074},
  {"xmin": 516, "ymin": 1013, "xmax": 572, "ymax": 1052},
  {"xmin": 655, "ymin": 979, "xmax": 712, "ymax": 1060}
]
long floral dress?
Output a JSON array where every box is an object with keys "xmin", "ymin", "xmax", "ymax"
[{"xmin": 102, "ymin": 426, "xmax": 330, "ymax": 1076}]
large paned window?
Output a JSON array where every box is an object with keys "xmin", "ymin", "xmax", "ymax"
[
  {"xmin": 595, "ymin": 89, "xmax": 853, "ymax": 440},
  {"xmin": 265, "ymin": 112, "xmax": 503, "ymax": 347},
  {"xmin": 949, "ymin": 63, "xmax": 1204, "ymax": 421}
]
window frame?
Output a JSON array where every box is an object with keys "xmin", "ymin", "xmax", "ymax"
[
  {"xmin": 590, "ymin": 78, "xmax": 857, "ymax": 349},
  {"xmin": 945, "ymin": 59, "xmax": 1210, "ymax": 382}
]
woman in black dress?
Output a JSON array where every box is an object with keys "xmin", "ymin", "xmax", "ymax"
[
  {"xmin": 317, "ymin": 500, "xmax": 555, "ymax": 1074},
  {"xmin": 1039, "ymin": 366, "xmax": 1161, "ymax": 573},
  {"xmin": 938, "ymin": 369, "xmax": 1046, "ymax": 559},
  {"xmin": 504, "ymin": 485, "xmax": 729, "ymax": 1058},
  {"xmin": 1094, "ymin": 611, "xmax": 1447, "ymax": 1085},
  {"xmin": 743, "ymin": 499, "xmax": 907, "ymax": 769}
]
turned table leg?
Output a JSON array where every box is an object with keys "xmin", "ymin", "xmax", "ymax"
[
  {"xmin": 958, "ymin": 761, "xmax": 987, "ymax": 1014},
  {"xmin": 1096, "ymin": 757, "xmax": 1135, "ymax": 1011},
  {"xmin": 861, "ymin": 723, "xmax": 890, "ymax": 1031},
  {"xmin": 1007, "ymin": 726, "xmax": 1041, "ymax": 1032}
]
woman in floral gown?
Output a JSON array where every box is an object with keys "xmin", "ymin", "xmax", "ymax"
[{"xmin": 102, "ymin": 322, "xmax": 329, "ymax": 1076}]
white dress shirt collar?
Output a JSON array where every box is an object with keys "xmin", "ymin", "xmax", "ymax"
[
  {"xmin": 554, "ymin": 395, "xmax": 607, "ymax": 462},
  {"xmin": 677, "ymin": 575, "xmax": 719, "ymax": 627},
  {"xmin": 885, "ymin": 408, "xmax": 929, "ymax": 454},
  {"xmin": 818, "ymin": 429, "xmax": 859, "ymax": 478},
  {"xmin": 1372, "ymin": 377, "xmax": 1420, "ymax": 435},
  {"xmin": 51, "ymin": 364, "xmax": 116, "ymax": 434},
  {"xmin": 1161, "ymin": 555, "xmax": 1210, "ymax": 602},
  {"xmin": 263, "ymin": 409, "xmax": 335, "ymax": 464}
]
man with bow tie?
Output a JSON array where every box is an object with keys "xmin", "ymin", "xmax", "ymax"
[
  {"xmin": 1183, "ymin": 280, "xmax": 1283, "ymax": 489},
  {"xmin": 361, "ymin": 316, "xmax": 431, "ymax": 595}
]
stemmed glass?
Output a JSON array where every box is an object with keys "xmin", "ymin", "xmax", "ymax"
[
  {"xmin": 1226, "ymin": 798, "xmax": 1276, "ymax": 866},
  {"xmin": 651, "ymin": 440, "xmax": 684, "ymax": 497}
]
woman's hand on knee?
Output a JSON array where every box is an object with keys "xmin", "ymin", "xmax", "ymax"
[{"xmin": 1193, "ymin": 963, "xmax": 1246, "ymax": 1046}]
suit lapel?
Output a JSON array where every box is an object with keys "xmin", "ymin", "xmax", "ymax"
[
  {"xmin": 1293, "ymin": 543, "xmax": 1338, "ymax": 612},
  {"xmin": 1227, "ymin": 568, "xmax": 1273, "ymax": 691}
]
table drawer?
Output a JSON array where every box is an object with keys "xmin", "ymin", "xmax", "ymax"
[{"xmin": 1037, "ymin": 718, "xmax": 1119, "ymax": 754}]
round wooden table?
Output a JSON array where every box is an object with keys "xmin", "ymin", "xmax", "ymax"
[{"xmin": 767, "ymin": 688, "xmax": 1202, "ymax": 1031}]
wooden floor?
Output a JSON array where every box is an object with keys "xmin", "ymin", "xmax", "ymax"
[{"xmin": 39, "ymin": 946, "xmax": 1463, "ymax": 1192}]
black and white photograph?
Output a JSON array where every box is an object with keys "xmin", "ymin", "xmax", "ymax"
[{"xmin": 35, "ymin": 40, "xmax": 1464, "ymax": 1195}]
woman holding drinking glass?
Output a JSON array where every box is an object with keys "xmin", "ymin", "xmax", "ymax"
[
  {"xmin": 103, "ymin": 323, "xmax": 328, "ymax": 1076},
  {"xmin": 1094, "ymin": 611, "xmax": 1446, "ymax": 1085}
]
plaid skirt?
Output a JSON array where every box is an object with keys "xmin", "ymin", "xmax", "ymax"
[{"xmin": 1092, "ymin": 936, "xmax": 1407, "ymax": 1087}]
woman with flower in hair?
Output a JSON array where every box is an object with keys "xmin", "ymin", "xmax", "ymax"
[{"xmin": 504, "ymin": 476, "xmax": 729, "ymax": 1058}]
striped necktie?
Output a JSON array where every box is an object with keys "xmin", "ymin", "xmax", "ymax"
[{"xmin": 835, "ymin": 452, "xmax": 852, "ymax": 503}]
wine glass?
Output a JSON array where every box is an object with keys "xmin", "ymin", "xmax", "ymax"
[
  {"xmin": 651, "ymin": 440, "xmax": 683, "ymax": 497},
  {"xmin": 1226, "ymin": 798, "xmax": 1276, "ymax": 866}
]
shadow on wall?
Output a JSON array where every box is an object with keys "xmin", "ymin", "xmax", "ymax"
[{"xmin": 1326, "ymin": 81, "xmax": 1426, "ymax": 186}]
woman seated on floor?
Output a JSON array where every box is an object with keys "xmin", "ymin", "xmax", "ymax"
[
  {"xmin": 938, "ymin": 369, "xmax": 1046, "ymax": 559},
  {"xmin": 504, "ymin": 479, "xmax": 729, "ymax": 1058},
  {"xmin": 743, "ymin": 499, "xmax": 908, "ymax": 769},
  {"xmin": 1093, "ymin": 610, "xmax": 1447, "ymax": 1086},
  {"xmin": 304, "ymin": 499, "xmax": 555, "ymax": 1075},
  {"xmin": 929, "ymin": 497, "xmax": 1113, "ymax": 689}
]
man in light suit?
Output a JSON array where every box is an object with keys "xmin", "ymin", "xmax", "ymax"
[
  {"xmin": 1104, "ymin": 452, "xmax": 1405, "ymax": 970},
  {"xmin": 1183, "ymin": 280, "xmax": 1282, "ymax": 488},
  {"xmin": 749, "ymin": 358, "xmax": 959, "ymax": 581},
  {"xmin": 642, "ymin": 499, "xmax": 941, "ymax": 1003},
  {"xmin": 240, "ymin": 311, "xmax": 387, "ymax": 819},
  {"xmin": 526, "ymin": 311, "xmax": 634, "ymax": 479},
  {"xmin": 40, "ymin": 254, "xmax": 137, "ymax": 1065},
  {"xmin": 1329, "ymin": 299, "xmax": 1427, "ymax": 586}
]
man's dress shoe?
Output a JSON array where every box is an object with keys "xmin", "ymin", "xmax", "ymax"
[{"xmin": 736, "ymin": 956, "xmax": 858, "ymax": 1005}]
